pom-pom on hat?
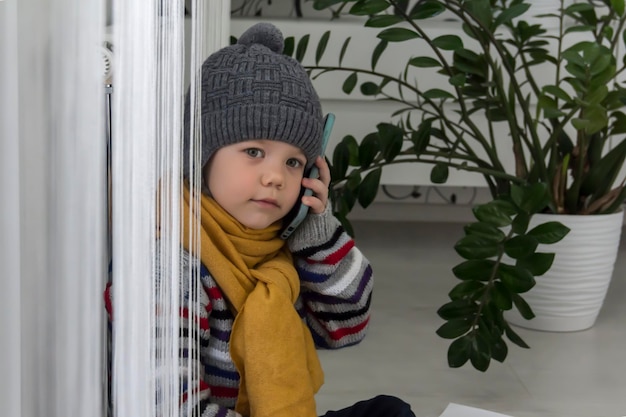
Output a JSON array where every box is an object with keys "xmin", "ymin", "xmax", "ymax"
[{"xmin": 183, "ymin": 22, "xmax": 324, "ymax": 179}]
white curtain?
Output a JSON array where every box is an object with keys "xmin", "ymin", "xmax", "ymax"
[
  {"xmin": 110, "ymin": 2, "xmax": 229, "ymax": 417},
  {"xmin": 0, "ymin": 0, "xmax": 229, "ymax": 416},
  {"xmin": 0, "ymin": 0, "xmax": 107, "ymax": 416},
  {"xmin": 0, "ymin": 0, "xmax": 22, "ymax": 414}
]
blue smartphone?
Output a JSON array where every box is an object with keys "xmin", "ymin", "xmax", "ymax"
[{"xmin": 280, "ymin": 113, "xmax": 335, "ymax": 240}]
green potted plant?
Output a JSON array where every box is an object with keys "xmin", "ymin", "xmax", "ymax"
[{"xmin": 286, "ymin": 0, "xmax": 626, "ymax": 371}]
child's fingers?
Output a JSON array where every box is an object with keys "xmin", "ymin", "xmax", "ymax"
[
  {"xmin": 301, "ymin": 195, "xmax": 326, "ymax": 214},
  {"xmin": 302, "ymin": 183, "xmax": 328, "ymax": 216},
  {"xmin": 315, "ymin": 156, "xmax": 331, "ymax": 187},
  {"xmin": 302, "ymin": 176, "xmax": 327, "ymax": 197}
]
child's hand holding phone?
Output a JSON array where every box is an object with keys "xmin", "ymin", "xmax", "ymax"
[
  {"xmin": 280, "ymin": 113, "xmax": 334, "ymax": 239},
  {"xmin": 301, "ymin": 155, "xmax": 330, "ymax": 215}
]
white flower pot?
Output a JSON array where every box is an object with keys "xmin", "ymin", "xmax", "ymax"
[{"xmin": 506, "ymin": 211, "xmax": 624, "ymax": 332}]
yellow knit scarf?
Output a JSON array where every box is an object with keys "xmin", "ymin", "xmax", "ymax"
[{"xmin": 181, "ymin": 185, "xmax": 324, "ymax": 417}]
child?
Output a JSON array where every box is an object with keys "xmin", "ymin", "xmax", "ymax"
[{"xmin": 108, "ymin": 22, "xmax": 416, "ymax": 417}]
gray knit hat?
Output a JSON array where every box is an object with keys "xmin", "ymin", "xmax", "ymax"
[{"xmin": 183, "ymin": 22, "xmax": 324, "ymax": 179}]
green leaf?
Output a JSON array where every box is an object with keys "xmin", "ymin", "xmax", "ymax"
[
  {"xmin": 586, "ymin": 84, "xmax": 608, "ymax": 105},
  {"xmin": 612, "ymin": 0, "xmax": 625, "ymax": 16},
  {"xmin": 453, "ymin": 259, "xmax": 497, "ymax": 281},
  {"xmin": 511, "ymin": 293, "xmax": 535, "ymax": 321},
  {"xmin": 580, "ymin": 139, "xmax": 626, "ymax": 198},
  {"xmin": 377, "ymin": 123, "xmax": 404, "ymax": 162},
  {"xmin": 449, "ymin": 73, "xmax": 466, "ymax": 86},
  {"xmin": 283, "ymin": 36, "xmax": 295, "ymax": 57},
  {"xmin": 436, "ymin": 319, "xmax": 472, "ymax": 339},
  {"xmin": 437, "ymin": 299, "xmax": 478, "ymax": 320},
  {"xmin": 337, "ymin": 135, "xmax": 359, "ymax": 166},
  {"xmin": 453, "ymin": 49, "xmax": 486, "ymax": 78},
  {"xmin": 408, "ymin": 56, "xmax": 441, "ymax": 68},
  {"xmin": 494, "ymin": 200, "xmax": 519, "ymax": 215},
  {"xmin": 422, "ymin": 88, "xmax": 455, "ymax": 100},
  {"xmin": 360, "ymin": 81, "xmax": 380, "ymax": 95},
  {"xmin": 510, "ymin": 183, "xmax": 549, "ymax": 213},
  {"xmin": 345, "ymin": 170, "xmax": 362, "ymax": 191},
  {"xmin": 315, "ymin": 31, "xmax": 330, "ymax": 65},
  {"xmin": 463, "ymin": 222, "xmax": 505, "ymax": 242},
  {"xmin": 564, "ymin": 2, "xmax": 593, "ymax": 13},
  {"xmin": 539, "ymin": 95, "xmax": 566, "ymax": 118},
  {"xmin": 358, "ymin": 168, "xmax": 381, "ymax": 208},
  {"xmin": 371, "ymin": 39, "xmax": 388, "ymax": 70},
  {"xmin": 489, "ymin": 332, "xmax": 508, "ymax": 363},
  {"xmin": 430, "ymin": 162, "xmax": 449, "ymax": 183},
  {"xmin": 527, "ymin": 221, "xmax": 570, "ymax": 244},
  {"xmin": 411, "ymin": 120, "xmax": 431, "ymax": 154},
  {"xmin": 542, "ymin": 85, "xmax": 573, "ymax": 102},
  {"xmin": 335, "ymin": 211, "xmax": 354, "ymax": 237},
  {"xmin": 447, "ymin": 335, "xmax": 472, "ymax": 368},
  {"xmin": 466, "ymin": 0, "xmax": 493, "ymax": 29},
  {"xmin": 365, "ymin": 14, "xmax": 403, "ymax": 27},
  {"xmin": 610, "ymin": 111, "xmax": 626, "ymax": 135},
  {"xmin": 349, "ymin": 0, "xmax": 390, "ymax": 15},
  {"xmin": 589, "ymin": 55, "xmax": 613, "ymax": 79},
  {"xmin": 377, "ymin": 28, "xmax": 420, "ymax": 42},
  {"xmin": 295, "ymin": 34, "xmax": 310, "ymax": 63},
  {"xmin": 432, "ymin": 34, "xmax": 463, "ymax": 51},
  {"xmin": 572, "ymin": 103, "xmax": 609, "ymax": 135},
  {"xmin": 409, "ymin": 0, "xmax": 446, "ymax": 19},
  {"xmin": 494, "ymin": 3, "xmax": 530, "ymax": 26},
  {"xmin": 516, "ymin": 252, "xmax": 555, "ymax": 276},
  {"xmin": 472, "ymin": 201, "xmax": 515, "ymax": 227},
  {"xmin": 342, "ymin": 72, "xmax": 358, "ymax": 94},
  {"xmin": 499, "ymin": 264, "xmax": 536, "ymax": 293},
  {"xmin": 454, "ymin": 236, "xmax": 499, "ymax": 260},
  {"xmin": 492, "ymin": 282, "xmax": 513, "ymax": 310},
  {"xmin": 504, "ymin": 320, "xmax": 531, "ymax": 348},
  {"xmin": 503, "ymin": 235, "xmax": 539, "ymax": 259},
  {"xmin": 358, "ymin": 132, "xmax": 379, "ymax": 168},
  {"xmin": 331, "ymin": 140, "xmax": 350, "ymax": 180},
  {"xmin": 448, "ymin": 280, "xmax": 485, "ymax": 300},
  {"xmin": 334, "ymin": 181, "xmax": 358, "ymax": 216},
  {"xmin": 511, "ymin": 212, "xmax": 530, "ymax": 235},
  {"xmin": 336, "ymin": 174, "xmax": 359, "ymax": 214},
  {"xmin": 469, "ymin": 333, "xmax": 491, "ymax": 372},
  {"xmin": 339, "ymin": 37, "xmax": 351, "ymax": 66}
]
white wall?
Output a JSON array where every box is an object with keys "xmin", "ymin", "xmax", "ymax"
[{"xmin": 0, "ymin": 1, "xmax": 22, "ymax": 415}]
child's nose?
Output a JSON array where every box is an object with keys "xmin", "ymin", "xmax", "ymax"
[{"xmin": 261, "ymin": 165, "xmax": 285, "ymax": 188}]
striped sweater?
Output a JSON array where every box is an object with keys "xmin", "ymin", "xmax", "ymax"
[{"xmin": 105, "ymin": 205, "xmax": 373, "ymax": 417}]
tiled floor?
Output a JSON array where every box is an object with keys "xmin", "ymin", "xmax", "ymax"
[{"xmin": 314, "ymin": 220, "xmax": 626, "ymax": 417}]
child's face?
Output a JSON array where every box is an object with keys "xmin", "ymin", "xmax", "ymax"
[{"xmin": 205, "ymin": 139, "xmax": 307, "ymax": 230}]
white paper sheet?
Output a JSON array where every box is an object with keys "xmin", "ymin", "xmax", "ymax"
[{"xmin": 439, "ymin": 403, "xmax": 514, "ymax": 417}]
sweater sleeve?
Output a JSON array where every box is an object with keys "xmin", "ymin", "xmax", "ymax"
[
  {"xmin": 287, "ymin": 203, "xmax": 374, "ymax": 349},
  {"xmin": 156, "ymin": 248, "xmax": 243, "ymax": 417},
  {"xmin": 104, "ymin": 247, "xmax": 243, "ymax": 417}
]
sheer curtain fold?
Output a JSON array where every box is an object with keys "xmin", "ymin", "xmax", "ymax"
[
  {"xmin": 1, "ymin": 0, "xmax": 230, "ymax": 416},
  {"xmin": 1, "ymin": 0, "xmax": 107, "ymax": 417},
  {"xmin": 111, "ymin": 2, "xmax": 229, "ymax": 417},
  {"xmin": 0, "ymin": 1, "xmax": 22, "ymax": 414}
]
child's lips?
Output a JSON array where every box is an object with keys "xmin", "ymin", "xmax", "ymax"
[{"xmin": 253, "ymin": 198, "xmax": 280, "ymax": 208}]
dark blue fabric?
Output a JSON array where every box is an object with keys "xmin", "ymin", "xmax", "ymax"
[{"xmin": 320, "ymin": 395, "xmax": 416, "ymax": 417}]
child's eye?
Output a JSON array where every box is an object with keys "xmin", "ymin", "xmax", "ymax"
[
  {"xmin": 244, "ymin": 148, "xmax": 264, "ymax": 158},
  {"xmin": 286, "ymin": 158, "xmax": 304, "ymax": 169}
]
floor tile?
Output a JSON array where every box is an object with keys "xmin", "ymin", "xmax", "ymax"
[{"xmin": 315, "ymin": 221, "xmax": 626, "ymax": 417}]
